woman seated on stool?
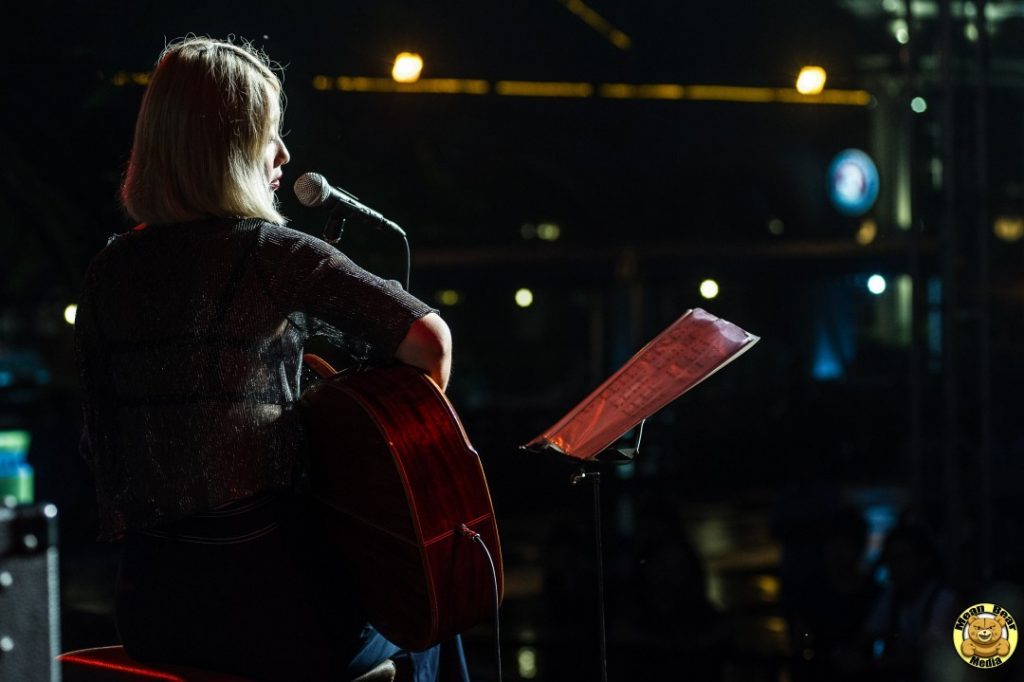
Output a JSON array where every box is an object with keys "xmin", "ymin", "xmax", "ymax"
[{"xmin": 74, "ymin": 35, "xmax": 465, "ymax": 682}]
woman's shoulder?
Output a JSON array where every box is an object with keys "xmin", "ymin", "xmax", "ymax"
[
  {"xmin": 86, "ymin": 226, "xmax": 139, "ymax": 268},
  {"xmin": 249, "ymin": 219, "xmax": 340, "ymax": 258},
  {"xmin": 250, "ymin": 219, "xmax": 318, "ymax": 241}
]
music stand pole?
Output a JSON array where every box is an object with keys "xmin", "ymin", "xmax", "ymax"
[
  {"xmin": 571, "ymin": 466, "xmax": 608, "ymax": 682},
  {"xmin": 567, "ymin": 421, "xmax": 642, "ymax": 682}
]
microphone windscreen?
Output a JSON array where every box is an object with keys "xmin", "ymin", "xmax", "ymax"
[{"xmin": 293, "ymin": 172, "xmax": 330, "ymax": 207}]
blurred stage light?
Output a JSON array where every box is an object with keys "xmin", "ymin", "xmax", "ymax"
[
  {"xmin": 495, "ymin": 81, "xmax": 593, "ymax": 97},
  {"xmin": 911, "ymin": 97, "xmax": 928, "ymax": 113},
  {"xmin": 765, "ymin": 616, "xmax": 788, "ymax": 634},
  {"xmin": 536, "ymin": 222, "xmax": 561, "ymax": 241},
  {"xmin": 515, "ymin": 288, "xmax": 534, "ymax": 308},
  {"xmin": 699, "ymin": 279, "xmax": 719, "ymax": 300},
  {"xmin": 767, "ymin": 218, "xmax": 785, "ymax": 236},
  {"xmin": 558, "ymin": 0, "xmax": 632, "ymax": 51},
  {"xmin": 517, "ymin": 647, "xmax": 538, "ymax": 679},
  {"xmin": 689, "ymin": 85, "xmax": 773, "ymax": 103},
  {"xmin": 111, "ymin": 71, "xmax": 151, "ymax": 87},
  {"xmin": 436, "ymin": 289, "xmax": 461, "ymax": 306},
  {"xmin": 64, "ymin": 304, "xmax": 77, "ymax": 325},
  {"xmin": 336, "ymin": 76, "xmax": 489, "ymax": 94},
  {"xmin": 867, "ymin": 274, "xmax": 887, "ymax": 295},
  {"xmin": 892, "ymin": 19, "xmax": 910, "ymax": 44},
  {"xmin": 756, "ymin": 575, "xmax": 781, "ymax": 600},
  {"xmin": 994, "ymin": 215, "xmax": 1024, "ymax": 242},
  {"xmin": 856, "ymin": 218, "xmax": 878, "ymax": 245},
  {"xmin": 796, "ymin": 66, "xmax": 827, "ymax": 95},
  {"xmin": 599, "ymin": 83, "xmax": 684, "ymax": 99},
  {"xmin": 392, "ymin": 52, "xmax": 424, "ymax": 83}
]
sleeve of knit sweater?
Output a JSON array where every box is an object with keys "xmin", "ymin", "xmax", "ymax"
[{"xmin": 256, "ymin": 223, "xmax": 435, "ymax": 364}]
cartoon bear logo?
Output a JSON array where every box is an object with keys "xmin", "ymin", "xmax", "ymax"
[
  {"xmin": 954, "ymin": 605, "xmax": 1017, "ymax": 668},
  {"xmin": 962, "ymin": 615, "xmax": 1011, "ymax": 659}
]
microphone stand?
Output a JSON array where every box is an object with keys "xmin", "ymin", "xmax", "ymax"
[{"xmin": 322, "ymin": 208, "xmax": 411, "ymax": 291}]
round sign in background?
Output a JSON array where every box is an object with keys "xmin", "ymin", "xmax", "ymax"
[{"xmin": 828, "ymin": 148, "xmax": 879, "ymax": 216}]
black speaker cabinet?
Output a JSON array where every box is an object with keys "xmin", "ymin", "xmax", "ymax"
[{"xmin": 0, "ymin": 502, "xmax": 60, "ymax": 682}]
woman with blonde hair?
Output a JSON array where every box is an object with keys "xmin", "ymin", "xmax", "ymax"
[{"xmin": 75, "ymin": 36, "xmax": 464, "ymax": 681}]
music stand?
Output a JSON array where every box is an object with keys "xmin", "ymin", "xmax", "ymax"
[{"xmin": 521, "ymin": 308, "xmax": 759, "ymax": 681}]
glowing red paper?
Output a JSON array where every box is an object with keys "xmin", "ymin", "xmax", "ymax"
[{"xmin": 525, "ymin": 308, "xmax": 759, "ymax": 460}]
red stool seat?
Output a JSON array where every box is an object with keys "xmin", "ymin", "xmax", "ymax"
[{"xmin": 57, "ymin": 646, "xmax": 254, "ymax": 681}]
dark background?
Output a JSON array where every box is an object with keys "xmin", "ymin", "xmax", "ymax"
[{"xmin": 4, "ymin": 1, "xmax": 1024, "ymax": 679}]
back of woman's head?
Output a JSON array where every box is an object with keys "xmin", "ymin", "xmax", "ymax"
[{"xmin": 121, "ymin": 36, "xmax": 287, "ymax": 225}]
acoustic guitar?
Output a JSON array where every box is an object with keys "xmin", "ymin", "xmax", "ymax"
[{"xmin": 299, "ymin": 356, "xmax": 504, "ymax": 651}]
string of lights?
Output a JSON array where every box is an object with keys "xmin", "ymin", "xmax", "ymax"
[{"xmin": 110, "ymin": 70, "xmax": 871, "ymax": 106}]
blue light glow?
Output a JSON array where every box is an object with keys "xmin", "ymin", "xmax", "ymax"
[
  {"xmin": 828, "ymin": 149, "xmax": 880, "ymax": 216},
  {"xmin": 812, "ymin": 331, "xmax": 844, "ymax": 380}
]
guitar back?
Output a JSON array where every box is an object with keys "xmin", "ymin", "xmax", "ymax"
[{"xmin": 300, "ymin": 364, "xmax": 503, "ymax": 651}]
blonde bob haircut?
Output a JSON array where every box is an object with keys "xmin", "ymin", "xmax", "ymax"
[{"xmin": 121, "ymin": 36, "xmax": 287, "ymax": 225}]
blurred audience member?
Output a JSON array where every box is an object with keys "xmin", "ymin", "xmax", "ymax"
[
  {"xmin": 610, "ymin": 494, "xmax": 731, "ymax": 680},
  {"xmin": 781, "ymin": 505, "xmax": 878, "ymax": 680},
  {"xmin": 860, "ymin": 522, "xmax": 961, "ymax": 682}
]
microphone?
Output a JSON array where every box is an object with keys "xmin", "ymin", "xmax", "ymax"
[{"xmin": 293, "ymin": 172, "xmax": 406, "ymax": 237}]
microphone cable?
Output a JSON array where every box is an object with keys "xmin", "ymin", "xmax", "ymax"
[
  {"xmin": 400, "ymin": 232, "xmax": 410, "ymax": 292},
  {"xmin": 460, "ymin": 524, "xmax": 502, "ymax": 682}
]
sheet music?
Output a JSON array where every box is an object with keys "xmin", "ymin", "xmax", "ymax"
[{"xmin": 524, "ymin": 308, "xmax": 759, "ymax": 460}]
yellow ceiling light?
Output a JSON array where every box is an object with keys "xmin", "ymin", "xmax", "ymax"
[
  {"xmin": 796, "ymin": 66, "xmax": 827, "ymax": 95},
  {"xmin": 391, "ymin": 52, "xmax": 424, "ymax": 83}
]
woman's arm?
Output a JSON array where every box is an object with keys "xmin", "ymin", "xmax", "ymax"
[{"xmin": 395, "ymin": 312, "xmax": 452, "ymax": 391}]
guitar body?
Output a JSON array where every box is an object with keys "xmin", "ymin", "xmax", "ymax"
[{"xmin": 299, "ymin": 363, "xmax": 503, "ymax": 651}]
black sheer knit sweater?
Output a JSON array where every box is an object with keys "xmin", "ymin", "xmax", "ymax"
[{"xmin": 74, "ymin": 217, "xmax": 433, "ymax": 540}]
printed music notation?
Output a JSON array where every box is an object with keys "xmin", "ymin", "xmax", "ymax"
[{"xmin": 524, "ymin": 308, "xmax": 760, "ymax": 461}]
